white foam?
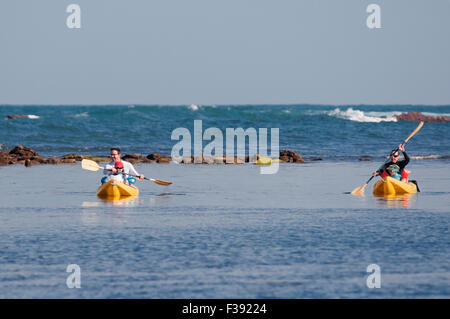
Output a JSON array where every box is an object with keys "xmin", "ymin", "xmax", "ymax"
[
  {"xmin": 75, "ymin": 112, "xmax": 89, "ymax": 118},
  {"xmin": 27, "ymin": 115, "xmax": 40, "ymax": 119},
  {"xmin": 188, "ymin": 104, "xmax": 199, "ymax": 111},
  {"xmin": 422, "ymin": 112, "xmax": 450, "ymax": 117},
  {"xmin": 327, "ymin": 108, "xmax": 398, "ymax": 123},
  {"xmin": 410, "ymin": 155, "xmax": 450, "ymax": 160}
]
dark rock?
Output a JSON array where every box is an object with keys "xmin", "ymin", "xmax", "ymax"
[
  {"xmin": 156, "ymin": 157, "xmax": 172, "ymax": 164},
  {"xmin": 279, "ymin": 155, "xmax": 292, "ymax": 162},
  {"xmin": 9, "ymin": 145, "xmax": 39, "ymax": 160},
  {"xmin": 122, "ymin": 153, "xmax": 143, "ymax": 161},
  {"xmin": 280, "ymin": 150, "xmax": 305, "ymax": 163},
  {"xmin": 25, "ymin": 159, "xmax": 32, "ymax": 167},
  {"xmin": 223, "ymin": 156, "xmax": 244, "ymax": 164},
  {"xmin": 92, "ymin": 157, "xmax": 110, "ymax": 163},
  {"xmin": 147, "ymin": 153, "xmax": 161, "ymax": 160},
  {"xmin": 61, "ymin": 159, "xmax": 77, "ymax": 164},
  {"xmin": 147, "ymin": 153, "xmax": 171, "ymax": 161},
  {"xmin": 180, "ymin": 156, "xmax": 192, "ymax": 164},
  {"xmin": 156, "ymin": 157, "xmax": 171, "ymax": 164},
  {"xmin": 395, "ymin": 112, "xmax": 450, "ymax": 122},
  {"xmin": 31, "ymin": 156, "xmax": 47, "ymax": 163},
  {"xmin": 359, "ymin": 157, "xmax": 371, "ymax": 161},
  {"xmin": 0, "ymin": 153, "xmax": 10, "ymax": 165},
  {"xmin": 312, "ymin": 158, "xmax": 323, "ymax": 161},
  {"xmin": 141, "ymin": 158, "xmax": 153, "ymax": 163},
  {"xmin": 46, "ymin": 157, "xmax": 62, "ymax": 164},
  {"xmin": 147, "ymin": 153, "xmax": 172, "ymax": 163},
  {"xmin": 5, "ymin": 114, "xmax": 27, "ymax": 119},
  {"xmin": 124, "ymin": 158, "xmax": 138, "ymax": 164},
  {"xmin": 62, "ymin": 154, "xmax": 84, "ymax": 161},
  {"xmin": 0, "ymin": 152, "xmax": 12, "ymax": 164}
]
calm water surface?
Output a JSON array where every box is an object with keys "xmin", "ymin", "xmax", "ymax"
[{"xmin": 0, "ymin": 161, "xmax": 449, "ymax": 298}]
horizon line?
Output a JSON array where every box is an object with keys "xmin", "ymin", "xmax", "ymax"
[{"xmin": 1, "ymin": 103, "xmax": 450, "ymax": 107}]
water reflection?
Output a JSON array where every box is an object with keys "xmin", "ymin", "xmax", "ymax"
[
  {"xmin": 82, "ymin": 196, "xmax": 140, "ymax": 207},
  {"xmin": 97, "ymin": 196, "xmax": 140, "ymax": 206},
  {"xmin": 80, "ymin": 196, "xmax": 142, "ymax": 226},
  {"xmin": 374, "ymin": 193, "xmax": 417, "ymax": 208}
]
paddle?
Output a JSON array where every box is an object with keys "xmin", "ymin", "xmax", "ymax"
[
  {"xmin": 81, "ymin": 159, "xmax": 172, "ymax": 186},
  {"xmin": 350, "ymin": 121, "xmax": 424, "ymax": 196}
]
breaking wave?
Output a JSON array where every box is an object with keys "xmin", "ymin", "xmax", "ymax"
[
  {"xmin": 188, "ymin": 104, "xmax": 199, "ymax": 111},
  {"xmin": 327, "ymin": 108, "xmax": 398, "ymax": 123},
  {"xmin": 410, "ymin": 155, "xmax": 450, "ymax": 160}
]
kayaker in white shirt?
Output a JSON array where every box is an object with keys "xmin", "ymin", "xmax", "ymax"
[{"xmin": 103, "ymin": 148, "xmax": 144, "ymax": 183}]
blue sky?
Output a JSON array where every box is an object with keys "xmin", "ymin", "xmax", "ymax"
[{"xmin": 0, "ymin": 0, "xmax": 449, "ymax": 105}]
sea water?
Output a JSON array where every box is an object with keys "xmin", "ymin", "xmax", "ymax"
[
  {"xmin": 0, "ymin": 161, "xmax": 448, "ymax": 298},
  {"xmin": 1, "ymin": 104, "xmax": 450, "ymax": 160}
]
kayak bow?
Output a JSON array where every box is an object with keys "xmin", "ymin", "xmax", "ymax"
[
  {"xmin": 373, "ymin": 176, "xmax": 417, "ymax": 197},
  {"xmin": 97, "ymin": 180, "xmax": 139, "ymax": 198}
]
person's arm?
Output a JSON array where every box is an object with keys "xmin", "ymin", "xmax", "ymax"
[
  {"xmin": 125, "ymin": 162, "xmax": 145, "ymax": 180},
  {"xmin": 398, "ymin": 144, "xmax": 409, "ymax": 168},
  {"xmin": 104, "ymin": 163, "xmax": 114, "ymax": 175},
  {"xmin": 124, "ymin": 162, "xmax": 139, "ymax": 176},
  {"xmin": 375, "ymin": 163, "xmax": 388, "ymax": 175},
  {"xmin": 401, "ymin": 151, "xmax": 409, "ymax": 166}
]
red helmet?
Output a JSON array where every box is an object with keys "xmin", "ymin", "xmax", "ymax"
[{"xmin": 114, "ymin": 161, "xmax": 124, "ymax": 169}]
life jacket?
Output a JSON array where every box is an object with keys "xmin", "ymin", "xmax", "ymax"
[{"xmin": 380, "ymin": 168, "xmax": 410, "ymax": 181}]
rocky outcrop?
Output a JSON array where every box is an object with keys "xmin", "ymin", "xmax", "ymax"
[
  {"xmin": 122, "ymin": 153, "xmax": 143, "ymax": 164},
  {"xmin": 279, "ymin": 150, "xmax": 305, "ymax": 163},
  {"xmin": 147, "ymin": 153, "xmax": 171, "ymax": 163},
  {"xmin": 5, "ymin": 114, "xmax": 27, "ymax": 119},
  {"xmin": 9, "ymin": 145, "xmax": 39, "ymax": 160},
  {"xmin": 62, "ymin": 154, "xmax": 84, "ymax": 161},
  {"xmin": 395, "ymin": 112, "xmax": 450, "ymax": 122},
  {"xmin": 1, "ymin": 145, "xmax": 311, "ymax": 166},
  {"xmin": 122, "ymin": 153, "xmax": 142, "ymax": 160},
  {"xmin": 141, "ymin": 158, "xmax": 153, "ymax": 163},
  {"xmin": 46, "ymin": 157, "xmax": 62, "ymax": 164},
  {"xmin": 91, "ymin": 157, "xmax": 110, "ymax": 163},
  {"xmin": 179, "ymin": 155, "xmax": 250, "ymax": 164},
  {"xmin": 0, "ymin": 152, "xmax": 13, "ymax": 165},
  {"xmin": 61, "ymin": 159, "xmax": 77, "ymax": 164}
]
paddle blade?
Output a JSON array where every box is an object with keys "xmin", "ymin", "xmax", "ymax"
[
  {"xmin": 149, "ymin": 178, "xmax": 172, "ymax": 186},
  {"xmin": 81, "ymin": 159, "xmax": 103, "ymax": 171},
  {"xmin": 351, "ymin": 184, "xmax": 367, "ymax": 196}
]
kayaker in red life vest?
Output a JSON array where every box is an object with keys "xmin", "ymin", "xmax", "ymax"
[
  {"xmin": 372, "ymin": 144, "xmax": 410, "ymax": 182},
  {"xmin": 103, "ymin": 147, "xmax": 144, "ymax": 184}
]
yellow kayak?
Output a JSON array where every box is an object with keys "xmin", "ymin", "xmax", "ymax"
[
  {"xmin": 97, "ymin": 180, "xmax": 139, "ymax": 199},
  {"xmin": 373, "ymin": 176, "xmax": 417, "ymax": 197}
]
